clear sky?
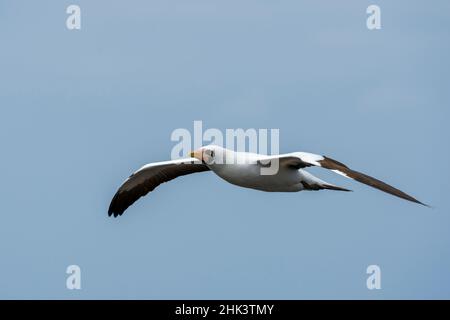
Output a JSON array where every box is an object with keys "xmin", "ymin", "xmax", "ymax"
[{"xmin": 0, "ymin": 0, "xmax": 449, "ymax": 299}]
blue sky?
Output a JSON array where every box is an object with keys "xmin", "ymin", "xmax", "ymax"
[{"xmin": 0, "ymin": 0, "xmax": 449, "ymax": 299}]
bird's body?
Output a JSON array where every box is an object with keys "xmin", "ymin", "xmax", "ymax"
[
  {"xmin": 108, "ymin": 145, "xmax": 427, "ymax": 217},
  {"xmin": 209, "ymin": 163, "xmax": 297, "ymax": 192}
]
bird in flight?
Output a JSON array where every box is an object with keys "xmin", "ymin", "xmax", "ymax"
[{"xmin": 108, "ymin": 145, "xmax": 427, "ymax": 217}]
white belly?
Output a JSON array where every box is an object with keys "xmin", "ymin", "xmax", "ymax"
[{"xmin": 209, "ymin": 164, "xmax": 303, "ymax": 192}]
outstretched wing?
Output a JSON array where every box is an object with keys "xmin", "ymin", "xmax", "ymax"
[
  {"xmin": 108, "ymin": 158, "xmax": 210, "ymax": 217},
  {"xmin": 268, "ymin": 152, "xmax": 427, "ymax": 206}
]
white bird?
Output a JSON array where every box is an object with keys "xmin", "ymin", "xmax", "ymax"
[{"xmin": 108, "ymin": 145, "xmax": 427, "ymax": 217}]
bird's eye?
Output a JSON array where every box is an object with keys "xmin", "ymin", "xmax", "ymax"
[{"xmin": 210, "ymin": 150, "xmax": 215, "ymax": 158}]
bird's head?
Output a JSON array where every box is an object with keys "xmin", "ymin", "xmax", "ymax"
[{"xmin": 189, "ymin": 145, "xmax": 227, "ymax": 165}]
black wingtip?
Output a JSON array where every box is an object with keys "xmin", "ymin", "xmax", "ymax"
[
  {"xmin": 108, "ymin": 201, "xmax": 115, "ymax": 217},
  {"xmin": 108, "ymin": 206, "xmax": 124, "ymax": 217},
  {"xmin": 417, "ymin": 200, "xmax": 432, "ymax": 208},
  {"xmin": 108, "ymin": 199, "xmax": 123, "ymax": 218},
  {"xmin": 108, "ymin": 209, "xmax": 123, "ymax": 218},
  {"xmin": 403, "ymin": 194, "xmax": 431, "ymax": 208},
  {"xmin": 108, "ymin": 195, "xmax": 124, "ymax": 217}
]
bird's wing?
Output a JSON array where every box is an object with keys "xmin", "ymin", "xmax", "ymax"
[
  {"xmin": 263, "ymin": 152, "xmax": 427, "ymax": 206},
  {"xmin": 108, "ymin": 158, "xmax": 210, "ymax": 217}
]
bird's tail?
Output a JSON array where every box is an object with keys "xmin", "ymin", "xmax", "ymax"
[
  {"xmin": 299, "ymin": 170, "xmax": 352, "ymax": 192},
  {"xmin": 321, "ymin": 184, "xmax": 352, "ymax": 192}
]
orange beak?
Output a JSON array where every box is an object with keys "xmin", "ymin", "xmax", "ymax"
[{"xmin": 189, "ymin": 150, "xmax": 203, "ymax": 161}]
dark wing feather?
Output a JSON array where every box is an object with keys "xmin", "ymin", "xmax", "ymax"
[
  {"xmin": 108, "ymin": 162, "xmax": 210, "ymax": 217},
  {"xmin": 318, "ymin": 156, "xmax": 427, "ymax": 206},
  {"xmin": 274, "ymin": 152, "xmax": 427, "ymax": 206}
]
